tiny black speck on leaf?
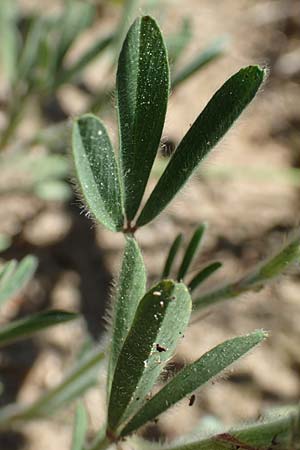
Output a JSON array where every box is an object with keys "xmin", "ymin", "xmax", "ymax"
[
  {"xmin": 156, "ymin": 343, "xmax": 166, "ymax": 352},
  {"xmin": 189, "ymin": 394, "xmax": 196, "ymax": 406}
]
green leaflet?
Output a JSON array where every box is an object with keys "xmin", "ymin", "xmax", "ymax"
[
  {"xmin": 121, "ymin": 331, "xmax": 267, "ymax": 436},
  {"xmin": 0, "ymin": 310, "xmax": 78, "ymax": 348},
  {"xmin": 107, "ymin": 236, "xmax": 146, "ymax": 396},
  {"xmin": 56, "ymin": 34, "xmax": 113, "ymax": 86},
  {"xmin": 117, "ymin": 16, "xmax": 169, "ymax": 221},
  {"xmin": 107, "ymin": 280, "xmax": 191, "ymax": 435},
  {"xmin": 188, "ymin": 262, "xmax": 222, "ymax": 292},
  {"xmin": 71, "ymin": 403, "xmax": 88, "ymax": 450},
  {"xmin": 171, "ymin": 37, "xmax": 227, "ymax": 89},
  {"xmin": 161, "ymin": 409, "xmax": 300, "ymax": 450},
  {"xmin": 137, "ymin": 66, "xmax": 266, "ymax": 227},
  {"xmin": 162, "ymin": 233, "xmax": 183, "ymax": 279},
  {"xmin": 0, "ymin": 347, "xmax": 104, "ymax": 427},
  {"xmin": 193, "ymin": 232, "xmax": 300, "ymax": 311},
  {"xmin": 177, "ymin": 224, "xmax": 206, "ymax": 281},
  {"xmin": 72, "ymin": 114, "xmax": 124, "ymax": 232},
  {"xmin": 0, "ymin": 256, "xmax": 38, "ymax": 308}
]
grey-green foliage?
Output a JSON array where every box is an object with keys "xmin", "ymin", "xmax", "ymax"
[
  {"xmin": 0, "ymin": 256, "xmax": 38, "ymax": 307},
  {"xmin": 73, "ymin": 114, "xmax": 124, "ymax": 232},
  {"xmin": 0, "ymin": 346, "xmax": 105, "ymax": 428},
  {"xmin": 0, "ymin": 310, "xmax": 78, "ymax": 348},
  {"xmin": 136, "ymin": 65, "xmax": 265, "ymax": 226},
  {"xmin": 107, "ymin": 280, "xmax": 192, "ymax": 435},
  {"xmin": 73, "ymin": 19, "xmax": 264, "ymax": 232},
  {"xmin": 71, "ymin": 403, "xmax": 88, "ymax": 450},
  {"xmin": 193, "ymin": 231, "xmax": 300, "ymax": 311},
  {"xmin": 121, "ymin": 330, "xmax": 267, "ymax": 436},
  {"xmin": 107, "ymin": 236, "xmax": 146, "ymax": 396}
]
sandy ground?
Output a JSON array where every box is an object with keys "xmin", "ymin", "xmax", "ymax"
[{"xmin": 1, "ymin": 0, "xmax": 300, "ymax": 449}]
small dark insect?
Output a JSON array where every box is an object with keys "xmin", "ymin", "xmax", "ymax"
[
  {"xmin": 160, "ymin": 138, "xmax": 176, "ymax": 157},
  {"xmin": 189, "ymin": 394, "xmax": 196, "ymax": 406},
  {"xmin": 156, "ymin": 343, "xmax": 167, "ymax": 352}
]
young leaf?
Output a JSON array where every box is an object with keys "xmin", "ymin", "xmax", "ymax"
[
  {"xmin": 107, "ymin": 280, "xmax": 192, "ymax": 435},
  {"xmin": 0, "ymin": 310, "xmax": 78, "ymax": 348},
  {"xmin": 188, "ymin": 262, "xmax": 222, "ymax": 292},
  {"xmin": 193, "ymin": 232, "xmax": 300, "ymax": 311},
  {"xmin": 137, "ymin": 66, "xmax": 266, "ymax": 227},
  {"xmin": 121, "ymin": 330, "xmax": 267, "ymax": 436},
  {"xmin": 117, "ymin": 15, "xmax": 169, "ymax": 221},
  {"xmin": 171, "ymin": 37, "xmax": 228, "ymax": 89},
  {"xmin": 107, "ymin": 236, "xmax": 146, "ymax": 396},
  {"xmin": 162, "ymin": 233, "xmax": 183, "ymax": 278},
  {"xmin": 72, "ymin": 114, "xmax": 124, "ymax": 232},
  {"xmin": 0, "ymin": 256, "xmax": 38, "ymax": 308},
  {"xmin": 177, "ymin": 224, "xmax": 206, "ymax": 281},
  {"xmin": 71, "ymin": 403, "xmax": 88, "ymax": 450}
]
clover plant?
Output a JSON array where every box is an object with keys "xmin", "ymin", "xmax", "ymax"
[
  {"xmin": 70, "ymin": 14, "xmax": 300, "ymax": 450},
  {"xmin": 0, "ymin": 10, "xmax": 298, "ymax": 450}
]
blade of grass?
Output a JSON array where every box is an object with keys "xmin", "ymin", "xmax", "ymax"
[{"xmin": 121, "ymin": 330, "xmax": 267, "ymax": 436}]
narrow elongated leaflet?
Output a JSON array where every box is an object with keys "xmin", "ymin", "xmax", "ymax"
[
  {"xmin": 160, "ymin": 409, "xmax": 299, "ymax": 450},
  {"xmin": 56, "ymin": 34, "xmax": 113, "ymax": 86},
  {"xmin": 0, "ymin": 347, "xmax": 105, "ymax": 427},
  {"xmin": 171, "ymin": 37, "xmax": 227, "ymax": 89},
  {"xmin": 193, "ymin": 232, "xmax": 300, "ymax": 311},
  {"xmin": 107, "ymin": 236, "xmax": 146, "ymax": 396},
  {"xmin": 72, "ymin": 114, "xmax": 124, "ymax": 232},
  {"xmin": 0, "ymin": 310, "xmax": 78, "ymax": 348},
  {"xmin": 121, "ymin": 330, "xmax": 267, "ymax": 436},
  {"xmin": 162, "ymin": 233, "xmax": 183, "ymax": 278},
  {"xmin": 107, "ymin": 280, "xmax": 191, "ymax": 434},
  {"xmin": 177, "ymin": 224, "xmax": 206, "ymax": 281},
  {"xmin": 71, "ymin": 403, "xmax": 87, "ymax": 450},
  {"xmin": 0, "ymin": 256, "xmax": 38, "ymax": 308},
  {"xmin": 117, "ymin": 16, "xmax": 169, "ymax": 220},
  {"xmin": 137, "ymin": 66, "xmax": 266, "ymax": 226},
  {"xmin": 188, "ymin": 262, "xmax": 222, "ymax": 292}
]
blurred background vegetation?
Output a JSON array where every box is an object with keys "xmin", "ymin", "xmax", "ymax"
[{"xmin": 0, "ymin": 0, "xmax": 300, "ymax": 449}]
